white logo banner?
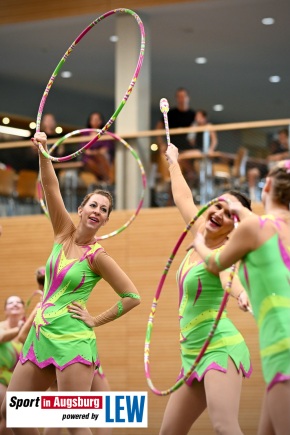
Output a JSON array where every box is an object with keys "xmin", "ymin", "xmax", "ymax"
[{"xmin": 7, "ymin": 391, "xmax": 148, "ymax": 428}]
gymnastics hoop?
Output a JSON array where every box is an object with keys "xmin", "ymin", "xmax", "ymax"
[
  {"xmin": 160, "ymin": 98, "xmax": 171, "ymax": 146},
  {"xmin": 37, "ymin": 128, "xmax": 147, "ymax": 241},
  {"xmin": 35, "ymin": 8, "xmax": 145, "ymax": 162},
  {"xmin": 144, "ymin": 197, "xmax": 237, "ymax": 396}
]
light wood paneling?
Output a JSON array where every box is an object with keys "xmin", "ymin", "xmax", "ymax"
[
  {"xmin": 1, "ymin": 0, "xmax": 202, "ymax": 25},
  {"xmin": 0, "ymin": 204, "xmax": 265, "ymax": 434}
]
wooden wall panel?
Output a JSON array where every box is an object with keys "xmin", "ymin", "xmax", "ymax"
[
  {"xmin": 1, "ymin": 0, "xmax": 204, "ymax": 25},
  {"xmin": 0, "ymin": 203, "xmax": 265, "ymax": 434}
]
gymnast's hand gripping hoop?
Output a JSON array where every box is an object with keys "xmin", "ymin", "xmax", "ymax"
[{"xmin": 34, "ymin": 8, "xmax": 145, "ymax": 162}]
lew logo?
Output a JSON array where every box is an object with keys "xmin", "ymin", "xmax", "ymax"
[{"xmin": 105, "ymin": 395, "xmax": 146, "ymax": 423}]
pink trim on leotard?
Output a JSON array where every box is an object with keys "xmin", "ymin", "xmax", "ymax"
[
  {"xmin": 19, "ymin": 343, "xmax": 95, "ymax": 371},
  {"xmin": 178, "ymin": 361, "xmax": 253, "ymax": 386},
  {"xmin": 267, "ymin": 373, "xmax": 290, "ymax": 391}
]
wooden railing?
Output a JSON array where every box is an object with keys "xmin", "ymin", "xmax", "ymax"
[{"xmin": 1, "ymin": 118, "xmax": 290, "ymax": 149}]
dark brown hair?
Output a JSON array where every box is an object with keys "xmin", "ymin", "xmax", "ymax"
[
  {"xmin": 35, "ymin": 266, "xmax": 45, "ymax": 287},
  {"xmin": 227, "ymin": 190, "xmax": 252, "ymax": 211},
  {"xmin": 268, "ymin": 161, "xmax": 290, "ymax": 207}
]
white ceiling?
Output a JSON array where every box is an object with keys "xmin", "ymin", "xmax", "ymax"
[{"xmin": 0, "ymin": 0, "xmax": 290, "ymax": 127}]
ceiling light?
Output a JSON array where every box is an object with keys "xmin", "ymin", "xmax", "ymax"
[
  {"xmin": 55, "ymin": 126, "xmax": 63, "ymax": 134},
  {"xmin": 261, "ymin": 17, "xmax": 275, "ymax": 25},
  {"xmin": 151, "ymin": 143, "xmax": 158, "ymax": 151},
  {"xmin": 60, "ymin": 71, "xmax": 72, "ymax": 78},
  {"xmin": 29, "ymin": 122, "xmax": 36, "ymax": 129},
  {"xmin": 195, "ymin": 57, "xmax": 207, "ymax": 64},
  {"xmin": 269, "ymin": 75, "xmax": 281, "ymax": 83},
  {"xmin": 213, "ymin": 104, "xmax": 224, "ymax": 112},
  {"xmin": 2, "ymin": 117, "xmax": 10, "ymax": 125},
  {"xmin": 0, "ymin": 126, "xmax": 31, "ymax": 137},
  {"xmin": 109, "ymin": 35, "xmax": 118, "ymax": 43}
]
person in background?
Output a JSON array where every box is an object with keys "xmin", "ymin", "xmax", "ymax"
[
  {"xmin": 0, "ymin": 296, "xmax": 25, "ymax": 435},
  {"xmin": 247, "ymin": 128, "xmax": 290, "ymax": 201},
  {"xmin": 81, "ymin": 112, "xmax": 115, "ymax": 185},
  {"xmin": 187, "ymin": 110, "xmax": 218, "ymax": 153},
  {"xmin": 186, "ymin": 109, "xmax": 218, "ymax": 189},
  {"xmin": 154, "ymin": 88, "xmax": 196, "ymax": 201},
  {"xmin": 156, "ymin": 88, "xmax": 196, "ymax": 153}
]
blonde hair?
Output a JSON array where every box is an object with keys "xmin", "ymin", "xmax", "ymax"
[{"xmin": 268, "ymin": 160, "xmax": 290, "ymax": 207}]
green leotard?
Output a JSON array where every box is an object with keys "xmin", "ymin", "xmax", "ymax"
[
  {"xmin": 20, "ymin": 241, "xmax": 103, "ymax": 370},
  {"xmin": 178, "ymin": 249, "xmax": 252, "ymax": 384},
  {"xmin": 238, "ymin": 216, "xmax": 290, "ymax": 390},
  {"xmin": 0, "ymin": 340, "xmax": 22, "ymax": 386}
]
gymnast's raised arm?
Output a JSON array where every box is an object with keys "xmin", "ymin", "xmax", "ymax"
[
  {"xmin": 33, "ymin": 131, "xmax": 74, "ymax": 239},
  {"xmin": 165, "ymin": 143, "xmax": 203, "ymax": 236}
]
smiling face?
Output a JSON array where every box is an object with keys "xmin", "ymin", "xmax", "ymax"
[
  {"xmin": 204, "ymin": 195, "xmax": 236, "ymax": 237},
  {"xmin": 78, "ymin": 193, "xmax": 110, "ymax": 231},
  {"xmin": 4, "ymin": 296, "xmax": 25, "ymax": 319}
]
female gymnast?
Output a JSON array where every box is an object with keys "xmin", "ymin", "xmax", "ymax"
[
  {"xmin": 159, "ymin": 143, "xmax": 252, "ymax": 435},
  {"xmin": 19, "ymin": 268, "xmax": 112, "ymax": 435},
  {"xmin": 193, "ymin": 160, "xmax": 290, "ymax": 435},
  {"xmin": 0, "ymin": 296, "xmax": 25, "ymax": 435},
  {"xmin": 1, "ymin": 131, "xmax": 140, "ymax": 435}
]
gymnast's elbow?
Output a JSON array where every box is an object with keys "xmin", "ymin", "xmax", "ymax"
[{"xmin": 128, "ymin": 295, "xmax": 141, "ymax": 309}]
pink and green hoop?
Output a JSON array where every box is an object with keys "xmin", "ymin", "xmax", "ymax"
[
  {"xmin": 35, "ymin": 8, "xmax": 145, "ymax": 162},
  {"xmin": 37, "ymin": 129, "xmax": 147, "ymax": 240},
  {"xmin": 144, "ymin": 197, "xmax": 237, "ymax": 396}
]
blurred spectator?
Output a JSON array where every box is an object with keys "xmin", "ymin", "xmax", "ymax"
[
  {"xmin": 0, "ymin": 114, "xmax": 61, "ymax": 173},
  {"xmin": 23, "ymin": 113, "xmax": 62, "ymax": 171},
  {"xmin": 154, "ymin": 88, "xmax": 196, "ymax": 198},
  {"xmin": 187, "ymin": 109, "xmax": 218, "ymax": 153},
  {"xmin": 40, "ymin": 113, "xmax": 59, "ymax": 139},
  {"xmin": 247, "ymin": 128, "xmax": 290, "ymax": 201},
  {"xmin": 81, "ymin": 111, "xmax": 114, "ymax": 185},
  {"xmin": 267, "ymin": 128, "xmax": 289, "ymax": 167},
  {"xmin": 155, "ymin": 87, "xmax": 196, "ymax": 152}
]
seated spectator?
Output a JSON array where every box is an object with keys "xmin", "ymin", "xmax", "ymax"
[
  {"xmin": 81, "ymin": 112, "xmax": 114, "ymax": 185},
  {"xmin": 187, "ymin": 109, "xmax": 218, "ymax": 153},
  {"xmin": 247, "ymin": 128, "xmax": 290, "ymax": 201}
]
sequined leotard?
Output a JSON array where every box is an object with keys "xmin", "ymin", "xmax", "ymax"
[
  {"xmin": 20, "ymin": 240, "xmax": 104, "ymax": 369},
  {"xmin": 178, "ymin": 249, "xmax": 252, "ymax": 384}
]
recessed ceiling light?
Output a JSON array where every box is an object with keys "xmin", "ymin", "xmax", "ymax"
[
  {"xmin": 2, "ymin": 117, "xmax": 10, "ymax": 125},
  {"xmin": 151, "ymin": 143, "xmax": 158, "ymax": 151},
  {"xmin": 55, "ymin": 126, "xmax": 63, "ymax": 134},
  {"xmin": 109, "ymin": 35, "xmax": 119, "ymax": 43},
  {"xmin": 60, "ymin": 71, "xmax": 72, "ymax": 78},
  {"xmin": 29, "ymin": 122, "xmax": 36, "ymax": 129},
  {"xmin": 269, "ymin": 75, "xmax": 281, "ymax": 83},
  {"xmin": 195, "ymin": 57, "xmax": 207, "ymax": 64},
  {"xmin": 261, "ymin": 17, "xmax": 275, "ymax": 25},
  {"xmin": 213, "ymin": 104, "xmax": 224, "ymax": 112}
]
